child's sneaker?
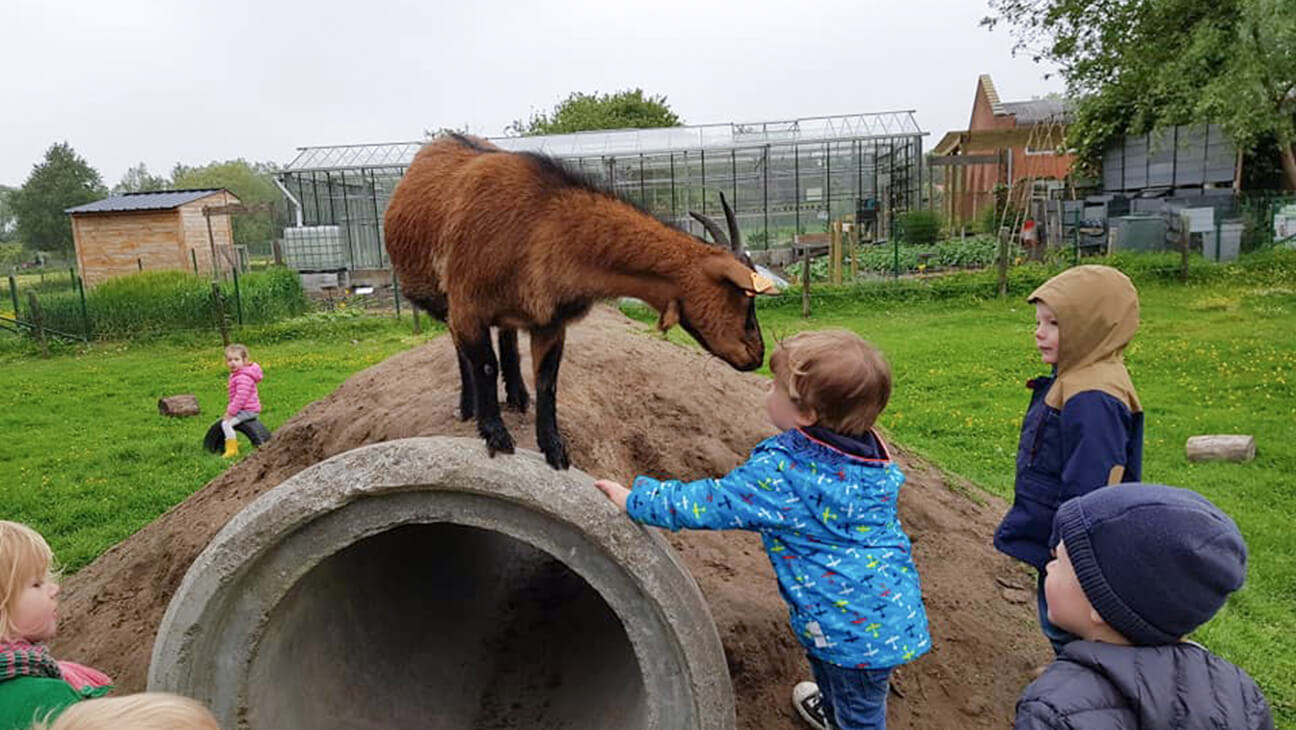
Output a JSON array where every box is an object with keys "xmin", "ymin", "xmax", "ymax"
[{"xmin": 792, "ymin": 681, "xmax": 830, "ymax": 730}]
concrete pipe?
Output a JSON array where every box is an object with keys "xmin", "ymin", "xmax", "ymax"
[{"xmin": 149, "ymin": 437, "xmax": 734, "ymax": 730}]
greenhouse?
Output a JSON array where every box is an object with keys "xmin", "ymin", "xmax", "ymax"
[{"xmin": 276, "ymin": 112, "xmax": 926, "ymax": 272}]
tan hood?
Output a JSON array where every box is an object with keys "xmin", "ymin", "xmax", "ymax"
[{"xmin": 1029, "ymin": 265, "xmax": 1142, "ymax": 412}]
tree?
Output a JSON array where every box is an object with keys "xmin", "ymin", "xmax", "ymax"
[
  {"xmin": 12, "ymin": 142, "xmax": 106, "ymax": 255},
  {"xmin": 507, "ymin": 89, "xmax": 682, "ymax": 136},
  {"xmin": 171, "ymin": 159, "xmax": 284, "ymax": 246},
  {"xmin": 984, "ymin": 0, "xmax": 1296, "ymax": 189},
  {"xmin": 0, "ymin": 185, "xmax": 17, "ymax": 243},
  {"xmin": 113, "ymin": 162, "xmax": 170, "ymax": 194}
]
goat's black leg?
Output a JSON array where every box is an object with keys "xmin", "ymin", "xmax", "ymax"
[
  {"xmin": 458, "ymin": 326, "xmax": 514, "ymax": 456},
  {"xmin": 498, "ymin": 328, "xmax": 530, "ymax": 413},
  {"xmin": 530, "ymin": 326, "xmax": 569, "ymax": 469},
  {"xmin": 455, "ymin": 345, "xmax": 475, "ymax": 421}
]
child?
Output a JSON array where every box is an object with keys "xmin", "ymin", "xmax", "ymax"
[
  {"xmin": 1014, "ymin": 484, "xmax": 1273, "ymax": 729},
  {"xmin": 221, "ymin": 343, "xmax": 264, "ymax": 459},
  {"xmin": 594, "ymin": 331, "xmax": 929, "ymax": 730},
  {"xmin": 35, "ymin": 692, "xmax": 220, "ymax": 730},
  {"xmin": 993, "ymin": 265, "xmax": 1144, "ymax": 653},
  {"xmin": 0, "ymin": 522, "xmax": 112, "ymax": 730}
]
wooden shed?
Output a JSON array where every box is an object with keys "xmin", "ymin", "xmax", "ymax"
[{"xmin": 65, "ymin": 189, "xmax": 241, "ymax": 287}]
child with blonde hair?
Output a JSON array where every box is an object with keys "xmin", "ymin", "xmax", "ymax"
[
  {"xmin": 35, "ymin": 692, "xmax": 220, "ymax": 730},
  {"xmin": 220, "ymin": 343, "xmax": 264, "ymax": 459},
  {"xmin": 0, "ymin": 522, "xmax": 111, "ymax": 730}
]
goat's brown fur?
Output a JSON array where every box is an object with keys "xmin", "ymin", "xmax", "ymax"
[{"xmin": 384, "ymin": 134, "xmax": 767, "ymax": 468}]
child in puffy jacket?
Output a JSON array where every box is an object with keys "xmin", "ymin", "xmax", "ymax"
[
  {"xmin": 1014, "ymin": 484, "xmax": 1273, "ymax": 729},
  {"xmin": 221, "ymin": 343, "xmax": 264, "ymax": 459},
  {"xmin": 594, "ymin": 331, "xmax": 930, "ymax": 730},
  {"xmin": 994, "ymin": 266, "xmax": 1144, "ymax": 654}
]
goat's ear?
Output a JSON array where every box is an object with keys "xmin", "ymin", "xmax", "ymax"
[
  {"xmin": 704, "ymin": 256, "xmax": 774, "ymax": 296},
  {"xmin": 657, "ymin": 299, "xmax": 681, "ymax": 332}
]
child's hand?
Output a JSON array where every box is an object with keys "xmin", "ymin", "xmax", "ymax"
[{"xmin": 593, "ymin": 479, "xmax": 631, "ymax": 512}]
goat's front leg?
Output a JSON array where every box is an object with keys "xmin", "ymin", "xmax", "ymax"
[
  {"xmin": 455, "ymin": 345, "xmax": 475, "ymax": 421},
  {"xmin": 457, "ymin": 326, "xmax": 514, "ymax": 456},
  {"xmin": 530, "ymin": 325, "xmax": 569, "ymax": 469},
  {"xmin": 498, "ymin": 328, "xmax": 530, "ymax": 413}
]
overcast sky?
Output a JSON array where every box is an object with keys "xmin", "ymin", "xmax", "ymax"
[{"xmin": 2, "ymin": 0, "xmax": 1061, "ymax": 188}]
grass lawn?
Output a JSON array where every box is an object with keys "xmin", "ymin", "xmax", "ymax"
[
  {"xmin": 0, "ymin": 312, "xmax": 439, "ymax": 572},
  {"xmin": 2, "ymin": 253, "xmax": 1292, "ymax": 725}
]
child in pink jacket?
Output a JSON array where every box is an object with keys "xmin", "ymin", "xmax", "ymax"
[{"xmin": 221, "ymin": 343, "xmax": 263, "ymax": 458}]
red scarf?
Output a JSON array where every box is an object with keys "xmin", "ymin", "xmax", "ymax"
[{"xmin": 0, "ymin": 641, "xmax": 112, "ymax": 694}]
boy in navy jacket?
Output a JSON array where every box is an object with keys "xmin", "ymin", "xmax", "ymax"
[
  {"xmin": 595, "ymin": 331, "xmax": 929, "ymax": 730},
  {"xmin": 1014, "ymin": 484, "xmax": 1273, "ymax": 729},
  {"xmin": 994, "ymin": 266, "xmax": 1144, "ymax": 653}
]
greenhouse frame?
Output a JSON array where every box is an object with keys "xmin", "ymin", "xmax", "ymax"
[{"xmin": 276, "ymin": 112, "xmax": 926, "ymax": 272}]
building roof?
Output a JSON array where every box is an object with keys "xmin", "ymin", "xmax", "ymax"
[
  {"xmin": 931, "ymin": 130, "xmax": 966, "ymax": 156},
  {"xmin": 977, "ymin": 74, "xmax": 1073, "ymax": 125},
  {"xmin": 65, "ymin": 189, "xmax": 231, "ymax": 215},
  {"xmin": 1001, "ymin": 99, "xmax": 1072, "ymax": 125},
  {"xmin": 283, "ymin": 111, "xmax": 927, "ymax": 172}
]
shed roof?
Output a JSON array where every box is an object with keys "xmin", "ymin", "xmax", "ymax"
[{"xmin": 65, "ymin": 189, "xmax": 232, "ymax": 215}]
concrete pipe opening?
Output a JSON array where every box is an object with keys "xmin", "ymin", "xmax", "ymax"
[{"xmin": 149, "ymin": 437, "xmax": 734, "ymax": 730}]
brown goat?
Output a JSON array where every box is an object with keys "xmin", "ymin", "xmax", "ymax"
[{"xmin": 384, "ymin": 134, "xmax": 773, "ymax": 469}]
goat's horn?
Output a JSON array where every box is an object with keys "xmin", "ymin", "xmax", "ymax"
[
  {"xmin": 720, "ymin": 192, "xmax": 743, "ymax": 255},
  {"xmin": 689, "ymin": 211, "xmax": 730, "ymax": 248}
]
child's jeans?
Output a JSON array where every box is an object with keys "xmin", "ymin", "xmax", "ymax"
[
  {"xmin": 221, "ymin": 410, "xmax": 258, "ymax": 440},
  {"xmin": 807, "ymin": 655, "xmax": 891, "ymax": 730},
  {"xmin": 1037, "ymin": 569, "xmax": 1078, "ymax": 655}
]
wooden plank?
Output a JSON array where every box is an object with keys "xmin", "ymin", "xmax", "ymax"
[
  {"xmin": 929, "ymin": 154, "xmax": 1003, "ymax": 167},
  {"xmin": 202, "ymin": 202, "xmax": 272, "ymax": 216},
  {"xmin": 963, "ymin": 127, "xmax": 1066, "ymax": 150}
]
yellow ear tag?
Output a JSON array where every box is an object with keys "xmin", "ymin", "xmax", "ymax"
[{"xmin": 749, "ymin": 271, "xmax": 776, "ymax": 295}]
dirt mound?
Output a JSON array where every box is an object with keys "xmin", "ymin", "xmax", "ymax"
[{"xmin": 54, "ymin": 306, "xmax": 1048, "ymax": 729}]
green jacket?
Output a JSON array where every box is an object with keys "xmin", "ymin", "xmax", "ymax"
[{"xmin": 0, "ymin": 676, "xmax": 82, "ymax": 729}]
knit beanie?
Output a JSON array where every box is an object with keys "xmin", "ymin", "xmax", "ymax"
[{"xmin": 1051, "ymin": 484, "xmax": 1247, "ymax": 646}]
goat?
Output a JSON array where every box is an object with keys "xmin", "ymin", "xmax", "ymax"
[{"xmin": 384, "ymin": 133, "xmax": 774, "ymax": 469}]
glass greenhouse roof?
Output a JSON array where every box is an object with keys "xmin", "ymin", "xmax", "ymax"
[{"xmin": 284, "ymin": 111, "xmax": 925, "ymax": 172}]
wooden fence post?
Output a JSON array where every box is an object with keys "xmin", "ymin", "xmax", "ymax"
[
  {"xmin": 849, "ymin": 220, "xmax": 858, "ymax": 282},
  {"xmin": 997, "ymin": 227, "xmax": 1010, "ymax": 297},
  {"xmin": 830, "ymin": 221, "xmax": 843, "ymax": 285},
  {"xmin": 211, "ymin": 282, "xmax": 231, "ymax": 346},
  {"xmin": 801, "ymin": 244, "xmax": 812, "ymax": 319},
  {"xmin": 27, "ymin": 292, "xmax": 49, "ymax": 358}
]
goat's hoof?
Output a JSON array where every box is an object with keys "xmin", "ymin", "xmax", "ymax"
[
  {"xmin": 505, "ymin": 390, "xmax": 530, "ymax": 414},
  {"xmin": 540, "ymin": 434, "xmax": 570, "ymax": 470},
  {"xmin": 481, "ymin": 424, "xmax": 515, "ymax": 456},
  {"xmin": 458, "ymin": 404, "xmax": 475, "ymax": 421}
]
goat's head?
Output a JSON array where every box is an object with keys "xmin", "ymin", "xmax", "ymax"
[{"xmin": 660, "ymin": 193, "xmax": 775, "ymax": 372}]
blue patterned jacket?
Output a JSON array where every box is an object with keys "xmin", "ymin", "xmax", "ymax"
[{"xmin": 626, "ymin": 428, "xmax": 931, "ymax": 669}]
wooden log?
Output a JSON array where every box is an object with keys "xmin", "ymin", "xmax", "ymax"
[
  {"xmin": 1186, "ymin": 435, "xmax": 1255, "ymax": 463},
  {"xmin": 158, "ymin": 394, "xmax": 201, "ymax": 417}
]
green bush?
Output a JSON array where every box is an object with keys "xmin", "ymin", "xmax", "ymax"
[
  {"xmin": 27, "ymin": 267, "xmax": 309, "ymax": 338},
  {"xmin": 769, "ymin": 248, "xmax": 1296, "ymax": 308},
  {"xmin": 0, "ymin": 244, "xmax": 24, "ymax": 268},
  {"xmin": 897, "ymin": 210, "xmax": 942, "ymax": 245},
  {"xmin": 787, "ymin": 235, "xmax": 1017, "ymax": 280}
]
